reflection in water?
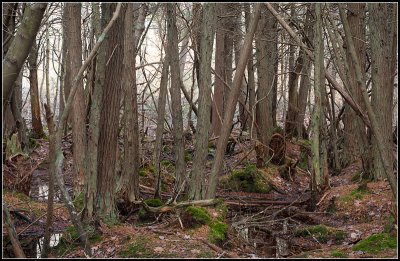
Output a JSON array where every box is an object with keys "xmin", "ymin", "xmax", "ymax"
[{"xmin": 36, "ymin": 233, "xmax": 62, "ymax": 258}]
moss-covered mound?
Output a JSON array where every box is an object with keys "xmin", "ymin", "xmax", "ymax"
[
  {"xmin": 352, "ymin": 233, "xmax": 397, "ymax": 254},
  {"xmin": 222, "ymin": 164, "xmax": 271, "ymax": 193},
  {"xmin": 295, "ymin": 225, "xmax": 346, "ymax": 244}
]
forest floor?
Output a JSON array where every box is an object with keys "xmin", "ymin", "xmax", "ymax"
[{"xmin": 2, "ymin": 133, "xmax": 398, "ymax": 258}]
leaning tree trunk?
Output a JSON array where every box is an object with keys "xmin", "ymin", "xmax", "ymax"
[
  {"xmin": 207, "ymin": 3, "xmax": 261, "ymax": 199},
  {"xmin": 3, "ymin": 3, "xmax": 47, "ymax": 111},
  {"xmin": 188, "ymin": 3, "xmax": 216, "ymax": 200}
]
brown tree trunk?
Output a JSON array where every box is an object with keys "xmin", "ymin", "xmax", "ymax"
[
  {"xmin": 188, "ymin": 3, "xmax": 216, "ymax": 200},
  {"xmin": 167, "ymin": 3, "xmax": 186, "ymax": 195},
  {"xmin": 119, "ymin": 3, "xmax": 140, "ymax": 202},
  {"xmin": 255, "ymin": 3, "xmax": 278, "ymax": 166},
  {"xmin": 96, "ymin": 3, "xmax": 126, "ymax": 222},
  {"xmin": 65, "ymin": 3, "xmax": 87, "ymax": 196},
  {"xmin": 207, "ymin": 3, "xmax": 261, "ymax": 199},
  {"xmin": 369, "ymin": 3, "xmax": 397, "ymax": 181}
]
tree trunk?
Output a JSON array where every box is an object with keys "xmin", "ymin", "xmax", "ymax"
[
  {"xmin": 368, "ymin": 3, "xmax": 397, "ymax": 181},
  {"xmin": 188, "ymin": 3, "xmax": 216, "ymax": 200},
  {"xmin": 167, "ymin": 3, "xmax": 186, "ymax": 196},
  {"xmin": 207, "ymin": 3, "xmax": 261, "ymax": 199},
  {"xmin": 65, "ymin": 3, "xmax": 87, "ymax": 196},
  {"xmin": 255, "ymin": 3, "xmax": 278, "ymax": 166},
  {"xmin": 96, "ymin": 3, "xmax": 126, "ymax": 222},
  {"xmin": 342, "ymin": 4, "xmax": 370, "ymax": 174},
  {"xmin": 3, "ymin": 3, "xmax": 47, "ymax": 108},
  {"xmin": 84, "ymin": 2, "xmax": 104, "ymax": 220},
  {"xmin": 119, "ymin": 3, "xmax": 140, "ymax": 202}
]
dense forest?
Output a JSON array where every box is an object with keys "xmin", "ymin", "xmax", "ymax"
[{"xmin": 2, "ymin": 3, "xmax": 398, "ymax": 258}]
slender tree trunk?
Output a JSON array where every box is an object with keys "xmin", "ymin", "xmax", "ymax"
[
  {"xmin": 65, "ymin": 3, "xmax": 87, "ymax": 196},
  {"xmin": 188, "ymin": 3, "xmax": 216, "ymax": 200},
  {"xmin": 207, "ymin": 3, "xmax": 261, "ymax": 199},
  {"xmin": 28, "ymin": 41, "xmax": 45, "ymax": 138},
  {"xmin": 212, "ymin": 3, "xmax": 226, "ymax": 138},
  {"xmin": 244, "ymin": 4, "xmax": 256, "ymax": 138},
  {"xmin": 167, "ymin": 3, "xmax": 186, "ymax": 196},
  {"xmin": 154, "ymin": 54, "xmax": 170, "ymax": 198}
]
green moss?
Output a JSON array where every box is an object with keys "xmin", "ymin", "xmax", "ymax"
[
  {"xmin": 215, "ymin": 200, "xmax": 228, "ymax": 222},
  {"xmin": 144, "ymin": 198, "xmax": 163, "ymax": 207},
  {"xmin": 53, "ymin": 225, "xmax": 102, "ymax": 256},
  {"xmin": 208, "ymin": 221, "xmax": 228, "ymax": 244},
  {"xmin": 352, "ymin": 233, "xmax": 397, "ymax": 254},
  {"xmin": 227, "ymin": 164, "xmax": 271, "ymax": 193},
  {"xmin": 119, "ymin": 240, "xmax": 152, "ymax": 258},
  {"xmin": 139, "ymin": 165, "xmax": 156, "ymax": 177},
  {"xmin": 73, "ymin": 192, "xmax": 85, "ymax": 212},
  {"xmin": 295, "ymin": 225, "xmax": 345, "ymax": 244},
  {"xmin": 341, "ymin": 187, "xmax": 369, "ymax": 203},
  {"xmin": 331, "ymin": 250, "xmax": 347, "ymax": 258},
  {"xmin": 185, "ymin": 206, "xmax": 212, "ymax": 225},
  {"xmin": 162, "ymin": 146, "xmax": 171, "ymax": 153}
]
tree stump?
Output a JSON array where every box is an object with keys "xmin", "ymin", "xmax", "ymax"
[{"xmin": 269, "ymin": 133, "xmax": 286, "ymax": 165}]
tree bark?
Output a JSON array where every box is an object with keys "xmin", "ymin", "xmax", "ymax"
[
  {"xmin": 96, "ymin": 3, "xmax": 126, "ymax": 222},
  {"xmin": 119, "ymin": 3, "xmax": 140, "ymax": 202},
  {"xmin": 167, "ymin": 3, "xmax": 186, "ymax": 196},
  {"xmin": 65, "ymin": 3, "xmax": 87, "ymax": 196},
  {"xmin": 188, "ymin": 3, "xmax": 216, "ymax": 200},
  {"xmin": 207, "ymin": 3, "xmax": 261, "ymax": 199},
  {"xmin": 3, "ymin": 3, "xmax": 47, "ymax": 109}
]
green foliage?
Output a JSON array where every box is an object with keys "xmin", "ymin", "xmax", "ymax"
[
  {"xmin": 185, "ymin": 206, "xmax": 212, "ymax": 225},
  {"xmin": 161, "ymin": 160, "xmax": 172, "ymax": 166},
  {"xmin": 295, "ymin": 225, "xmax": 345, "ymax": 244},
  {"xmin": 208, "ymin": 221, "xmax": 228, "ymax": 244},
  {"xmin": 227, "ymin": 164, "xmax": 271, "ymax": 193},
  {"xmin": 272, "ymin": 125, "xmax": 284, "ymax": 135},
  {"xmin": 331, "ymin": 250, "xmax": 348, "ymax": 258},
  {"xmin": 352, "ymin": 233, "xmax": 397, "ymax": 253}
]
